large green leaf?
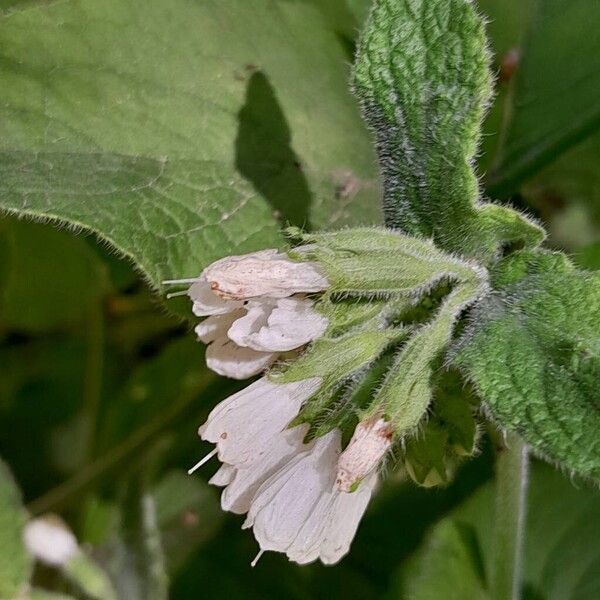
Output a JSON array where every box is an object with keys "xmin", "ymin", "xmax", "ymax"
[
  {"xmin": 352, "ymin": 0, "xmax": 543, "ymax": 261},
  {"xmin": 0, "ymin": 0, "xmax": 380, "ymax": 289},
  {"xmin": 488, "ymin": 0, "xmax": 600, "ymax": 195},
  {"xmin": 454, "ymin": 251, "xmax": 600, "ymax": 481},
  {"xmin": 0, "ymin": 459, "xmax": 32, "ymax": 600},
  {"xmin": 392, "ymin": 463, "xmax": 600, "ymax": 599}
]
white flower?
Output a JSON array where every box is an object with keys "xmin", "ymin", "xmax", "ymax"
[
  {"xmin": 198, "ymin": 377, "xmax": 319, "ymax": 514},
  {"xmin": 216, "ymin": 425, "xmax": 309, "ymax": 514},
  {"xmin": 165, "ymin": 250, "xmax": 329, "ymax": 379},
  {"xmin": 202, "ymin": 249, "xmax": 328, "ymax": 300},
  {"xmin": 244, "ymin": 430, "xmax": 377, "ymax": 565},
  {"xmin": 24, "ymin": 515, "xmax": 79, "ymax": 567},
  {"xmin": 336, "ymin": 417, "xmax": 393, "ymax": 492},
  {"xmin": 227, "ymin": 296, "xmax": 328, "ymax": 352},
  {"xmin": 199, "ymin": 377, "xmax": 321, "ymax": 467}
]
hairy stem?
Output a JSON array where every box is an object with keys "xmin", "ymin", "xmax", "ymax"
[{"xmin": 491, "ymin": 432, "xmax": 529, "ymax": 600}]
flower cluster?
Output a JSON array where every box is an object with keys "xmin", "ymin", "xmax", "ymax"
[
  {"xmin": 166, "ymin": 247, "xmax": 386, "ymax": 565},
  {"xmin": 165, "ymin": 229, "xmax": 487, "ymax": 565},
  {"xmin": 178, "ymin": 250, "xmax": 329, "ymax": 380}
]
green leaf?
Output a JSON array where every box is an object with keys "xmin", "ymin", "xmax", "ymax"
[
  {"xmin": 454, "ymin": 251, "xmax": 600, "ymax": 481},
  {"xmin": 403, "ymin": 370, "xmax": 478, "ymax": 487},
  {"xmin": 488, "ymin": 0, "xmax": 600, "ymax": 195},
  {"xmin": 396, "ymin": 519, "xmax": 489, "ymax": 599},
  {"xmin": 352, "ymin": 0, "xmax": 542, "ymax": 260},
  {"xmin": 391, "ymin": 463, "xmax": 600, "ymax": 599},
  {"xmin": 98, "ymin": 476, "xmax": 168, "ymax": 600},
  {"xmin": 0, "ymin": 0, "xmax": 380, "ymax": 290},
  {"xmin": 0, "ymin": 218, "xmax": 107, "ymax": 331},
  {"xmin": 152, "ymin": 471, "xmax": 223, "ymax": 574},
  {"xmin": 0, "ymin": 459, "xmax": 32, "ymax": 600}
]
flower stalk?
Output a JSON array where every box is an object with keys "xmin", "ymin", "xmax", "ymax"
[{"xmin": 491, "ymin": 433, "xmax": 529, "ymax": 600}]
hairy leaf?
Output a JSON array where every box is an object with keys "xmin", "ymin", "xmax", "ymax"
[
  {"xmin": 352, "ymin": 0, "xmax": 543, "ymax": 260},
  {"xmin": 0, "ymin": 0, "xmax": 380, "ymax": 290},
  {"xmin": 455, "ymin": 251, "xmax": 600, "ymax": 481}
]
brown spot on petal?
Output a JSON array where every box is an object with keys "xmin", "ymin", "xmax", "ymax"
[{"xmin": 220, "ymin": 432, "xmax": 228, "ymax": 440}]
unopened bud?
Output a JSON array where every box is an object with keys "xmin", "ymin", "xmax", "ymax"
[{"xmin": 336, "ymin": 417, "xmax": 393, "ymax": 492}]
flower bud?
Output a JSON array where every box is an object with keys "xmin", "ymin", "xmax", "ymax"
[{"xmin": 336, "ymin": 417, "xmax": 393, "ymax": 492}]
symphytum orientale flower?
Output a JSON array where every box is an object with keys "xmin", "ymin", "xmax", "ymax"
[{"xmin": 164, "ymin": 228, "xmax": 488, "ymax": 565}]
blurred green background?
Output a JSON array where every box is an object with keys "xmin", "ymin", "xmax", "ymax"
[{"xmin": 0, "ymin": 0, "xmax": 599, "ymax": 598}]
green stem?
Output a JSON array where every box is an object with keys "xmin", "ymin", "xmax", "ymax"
[{"xmin": 490, "ymin": 432, "xmax": 529, "ymax": 600}]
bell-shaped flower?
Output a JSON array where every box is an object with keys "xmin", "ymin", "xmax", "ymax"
[
  {"xmin": 199, "ymin": 377, "xmax": 321, "ymax": 467},
  {"xmin": 244, "ymin": 430, "xmax": 378, "ymax": 565},
  {"xmin": 194, "ymin": 308, "xmax": 276, "ymax": 379},
  {"xmin": 165, "ymin": 250, "xmax": 330, "ymax": 379},
  {"xmin": 202, "ymin": 249, "xmax": 328, "ymax": 300},
  {"xmin": 216, "ymin": 424, "xmax": 310, "ymax": 514}
]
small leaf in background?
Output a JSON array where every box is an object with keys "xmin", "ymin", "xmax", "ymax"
[
  {"xmin": 352, "ymin": 0, "xmax": 542, "ymax": 260},
  {"xmin": 522, "ymin": 131, "xmax": 600, "ymax": 251},
  {"xmin": 95, "ymin": 475, "xmax": 168, "ymax": 600},
  {"xmin": 476, "ymin": 0, "xmax": 534, "ymax": 173},
  {"xmin": 488, "ymin": 0, "xmax": 600, "ymax": 195},
  {"xmin": 391, "ymin": 463, "xmax": 600, "ymax": 599},
  {"xmin": 152, "ymin": 471, "xmax": 223, "ymax": 574},
  {"xmin": 454, "ymin": 251, "xmax": 600, "ymax": 481},
  {"xmin": 0, "ymin": 459, "xmax": 32, "ymax": 599},
  {"xmin": 0, "ymin": 0, "xmax": 381, "ymax": 289}
]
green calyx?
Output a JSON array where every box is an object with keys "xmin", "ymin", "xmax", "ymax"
[
  {"xmin": 272, "ymin": 227, "xmax": 489, "ymax": 459},
  {"xmin": 288, "ymin": 227, "xmax": 484, "ymax": 296}
]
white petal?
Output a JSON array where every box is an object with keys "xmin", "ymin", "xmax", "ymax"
[
  {"xmin": 220, "ymin": 425, "xmax": 308, "ymax": 514},
  {"xmin": 319, "ymin": 471, "xmax": 377, "ymax": 564},
  {"xmin": 199, "ymin": 378, "xmax": 321, "ymax": 466},
  {"xmin": 228, "ymin": 297, "xmax": 328, "ymax": 352},
  {"xmin": 209, "ymin": 463, "xmax": 236, "ymax": 487},
  {"xmin": 246, "ymin": 431, "xmax": 341, "ymax": 553},
  {"xmin": 336, "ymin": 417, "xmax": 393, "ymax": 492},
  {"xmin": 195, "ymin": 309, "xmax": 245, "ymax": 344},
  {"xmin": 205, "ymin": 336, "xmax": 276, "ymax": 380},
  {"xmin": 188, "ymin": 277, "xmax": 243, "ymax": 316},
  {"xmin": 24, "ymin": 516, "xmax": 79, "ymax": 566},
  {"xmin": 286, "ymin": 485, "xmax": 337, "ymax": 564},
  {"xmin": 203, "ymin": 250, "xmax": 328, "ymax": 300},
  {"xmin": 226, "ymin": 299, "xmax": 276, "ymax": 348}
]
